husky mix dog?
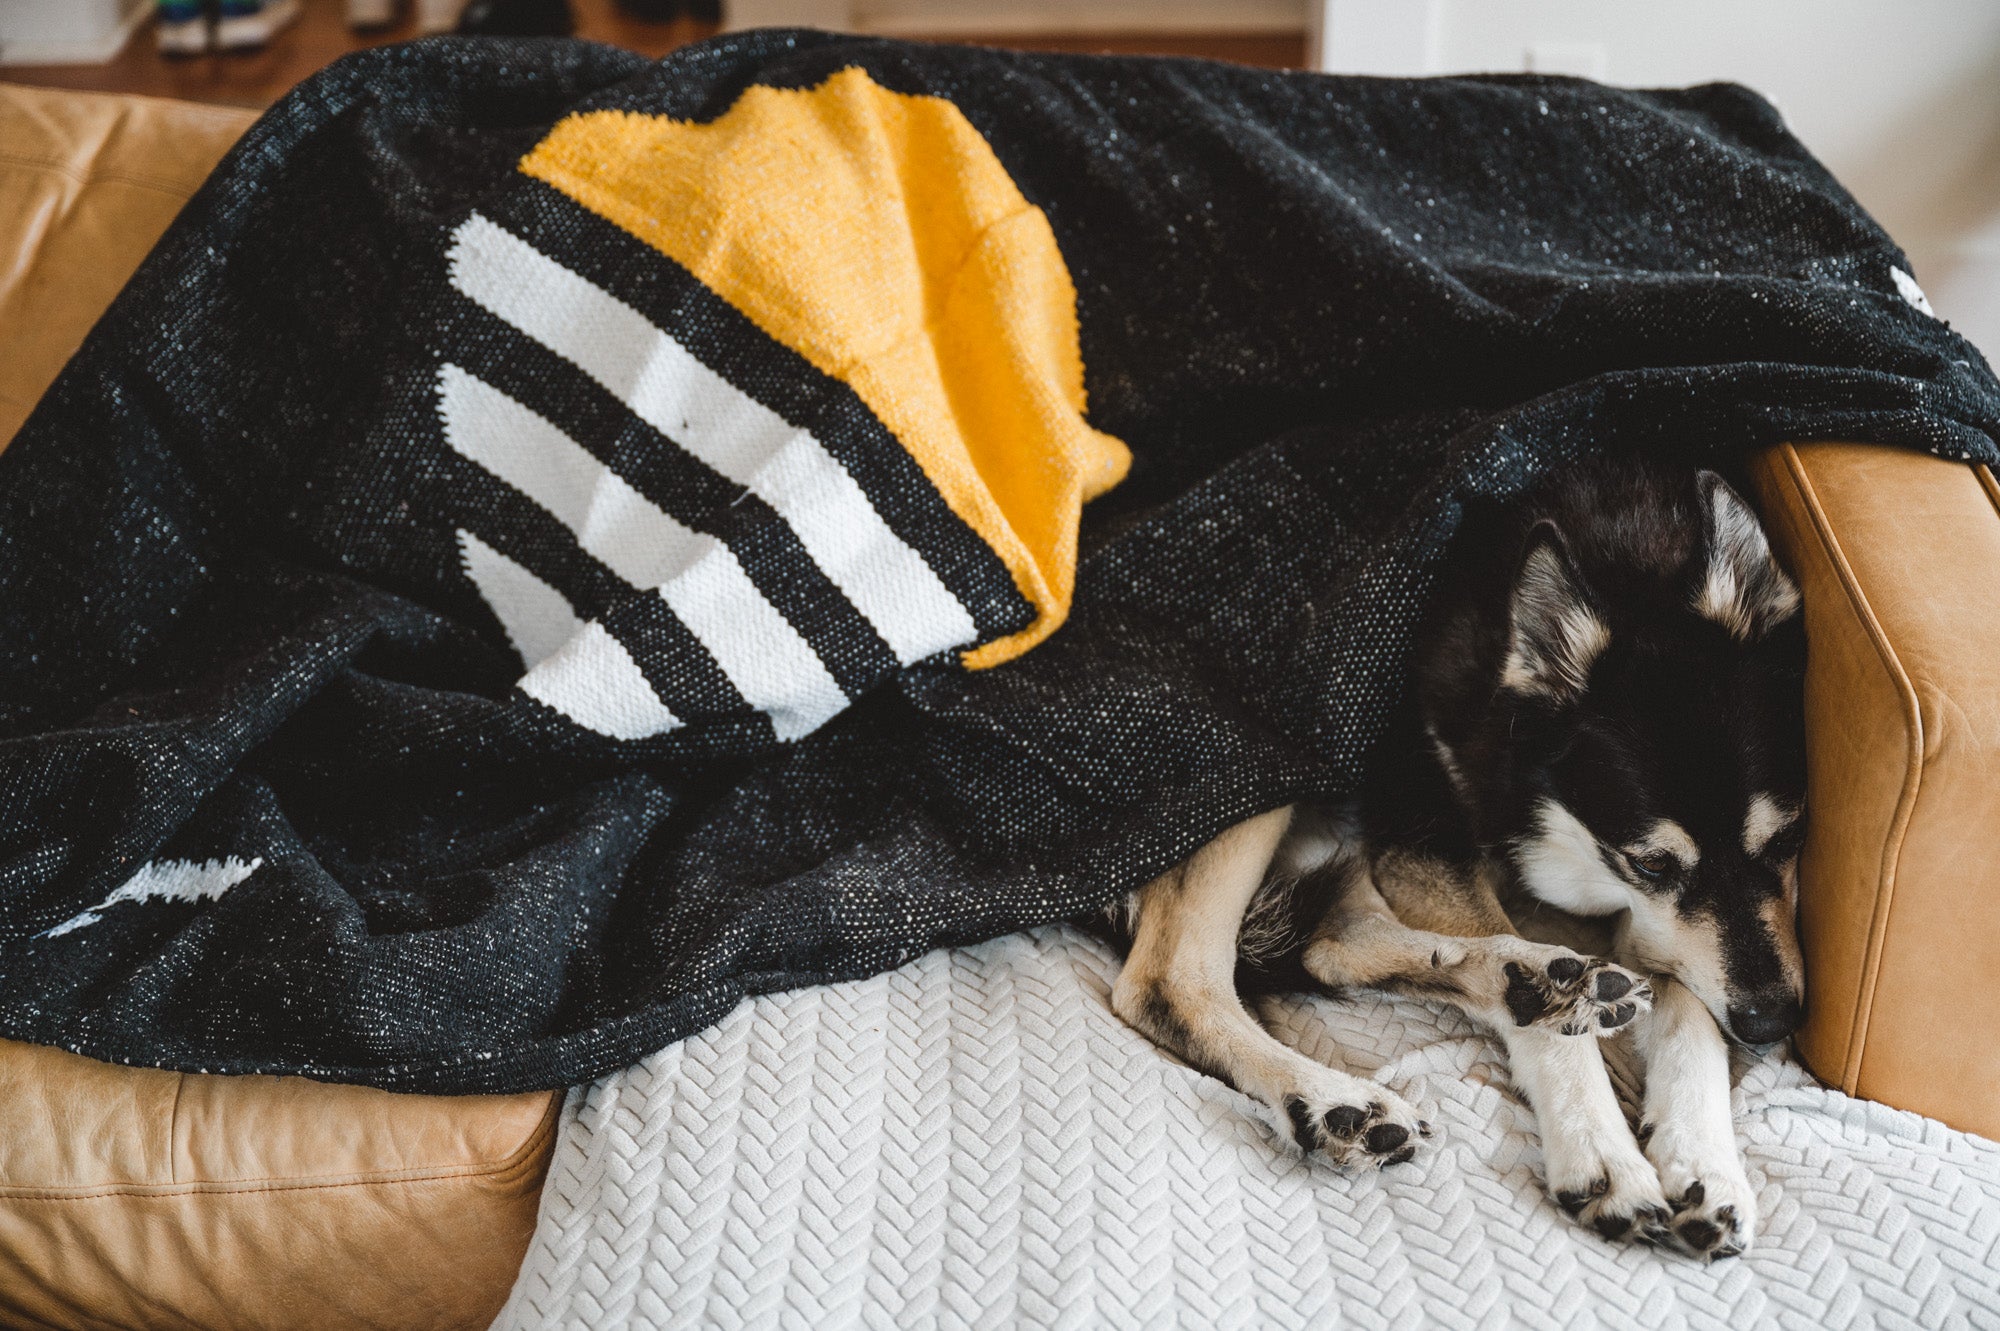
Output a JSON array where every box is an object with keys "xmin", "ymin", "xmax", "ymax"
[{"xmin": 1110, "ymin": 459, "xmax": 1807, "ymax": 1260}]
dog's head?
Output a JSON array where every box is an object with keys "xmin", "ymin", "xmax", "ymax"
[{"xmin": 1423, "ymin": 463, "xmax": 1807, "ymax": 1045}]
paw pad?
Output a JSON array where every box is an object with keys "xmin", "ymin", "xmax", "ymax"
[
  {"xmin": 1553, "ymin": 1168, "xmax": 1675, "ymax": 1249},
  {"xmin": 1594, "ymin": 1213, "xmax": 1634, "ymax": 1240},
  {"xmin": 1555, "ymin": 1175, "xmax": 1610, "ymax": 1215},
  {"xmin": 1324, "ymin": 1103, "xmax": 1369, "ymax": 1138},
  {"xmin": 1598, "ymin": 1001, "xmax": 1638, "ymax": 1028},
  {"xmin": 1505, "ymin": 951, "xmax": 1654, "ymax": 1037},
  {"xmin": 1677, "ymin": 1218, "xmax": 1721, "ymax": 1251},
  {"xmin": 1364, "ymin": 1123, "xmax": 1410, "ymax": 1155},
  {"xmin": 1278, "ymin": 1090, "xmax": 1427, "ymax": 1170},
  {"xmin": 1662, "ymin": 1176, "xmax": 1753, "ymax": 1259}
]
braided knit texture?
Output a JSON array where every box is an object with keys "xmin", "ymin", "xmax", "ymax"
[{"xmin": 494, "ymin": 926, "xmax": 2000, "ymax": 1330}]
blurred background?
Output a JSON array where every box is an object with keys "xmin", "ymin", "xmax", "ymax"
[{"xmin": 2, "ymin": 0, "xmax": 1996, "ymax": 355}]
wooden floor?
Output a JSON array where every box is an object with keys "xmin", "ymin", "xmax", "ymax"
[{"xmin": 1, "ymin": 0, "xmax": 1303, "ymax": 110}]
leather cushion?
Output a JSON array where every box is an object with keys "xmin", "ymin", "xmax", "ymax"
[
  {"xmin": 1753, "ymin": 442, "xmax": 2000, "ymax": 1140},
  {"xmin": 0, "ymin": 85, "xmax": 257, "ymax": 449},
  {"xmin": 0, "ymin": 84, "xmax": 560, "ymax": 1331},
  {"xmin": 0, "ymin": 1040, "xmax": 559, "ymax": 1331}
]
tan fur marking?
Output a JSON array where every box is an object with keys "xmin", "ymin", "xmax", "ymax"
[
  {"xmin": 1370, "ymin": 848, "xmax": 1515, "ymax": 937},
  {"xmin": 1760, "ymin": 894, "xmax": 1806, "ymax": 997},
  {"xmin": 1425, "ymin": 724, "xmax": 1470, "ymax": 801},
  {"xmin": 1742, "ymin": 793, "xmax": 1798, "ymax": 859},
  {"xmin": 1502, "ymin": 541, "xmax": 1610, "ymax": 697},
  {"xmin": 1620, "ymin": 898, "xmax": 1732, "ymax": 1022},
  {"xmin": 1695, "ymin": 476, "xmax": 1802, "ymax": 640},
  {"xmin": 1632, "ymin": 819, "xmax": 1699, "ymax": 871}
]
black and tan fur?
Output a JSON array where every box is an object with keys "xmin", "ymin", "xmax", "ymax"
[{"xmin": 1111, "ymin": 459, "xmax": 1807, "ymax": 1260}]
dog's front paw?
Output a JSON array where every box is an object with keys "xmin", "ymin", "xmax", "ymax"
[
  {"xmin": 1276, "ymin": 1076, "xmax": 1432, "ymax": 1172},
  {"xmin": 1547, "ymin": 1133, "xmax": 1674, "ymax": 1246},
  {"xmin": 1642, "ymin": 1124, "xmax": 1757, "ymax": 1260},
  {"xmin": 1502, "ymin": 952, "xmax": 1654, "ymax": 1037}
]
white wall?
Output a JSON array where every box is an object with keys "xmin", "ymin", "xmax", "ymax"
[
  {"xmin": 0, "ymin": 0, "xmax": 147, "ymax": 65},
  {"xmin": 1313, "ymin": 0, "xmax": 2000, "ymax": 360}
]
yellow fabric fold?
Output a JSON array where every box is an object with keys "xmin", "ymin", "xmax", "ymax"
[{"xmin": 518, "ymin": 65, "xmax": 1129, "ymax": 667}]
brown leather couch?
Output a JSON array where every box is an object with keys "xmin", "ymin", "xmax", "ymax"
[
  {"xmin": 1750, "ymin": 444, "xmax": 2000, "ymax": 1131},
  {"xmin": 1, "ymin": 81, "xmax": 1995, "ymax": 1331}
]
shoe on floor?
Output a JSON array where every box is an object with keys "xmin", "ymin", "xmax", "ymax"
[
  {"xmin": 156, "ymin": 0, "xmax": 210, "ymax": 54},
  {"xmin": 214, "ymin": 0, "xmax": 301, "ymax": 50}
]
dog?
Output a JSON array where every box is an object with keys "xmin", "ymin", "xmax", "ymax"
[{"xmin": 1108, "ymin": 457, "xmax": 1806, "ymax": 1260}]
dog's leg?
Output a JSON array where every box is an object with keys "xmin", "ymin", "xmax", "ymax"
[
  {"xmin": 1629, "ymin": 977, "xmax": 1756, "ymax": 1259},
  {"xmin": 1333, "ymin": 850, "xmax": 1672, "ymax": 1244},
  {"xmin": 1502, "ymin": 1026, "xmax": 1674, "ymax": 1244},
  {"xmin": 1112, "ymin": 807, "xmax": 1429, "ymax": 1169},
  {"xmin": 1301, "ymin": 848, "xmax": 1653, "ymax": 1037}
]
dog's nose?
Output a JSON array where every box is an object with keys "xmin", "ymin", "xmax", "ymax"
[{"xmin": 1726, "ymin": 995, "xmax": 1803, "ymax": 1045}]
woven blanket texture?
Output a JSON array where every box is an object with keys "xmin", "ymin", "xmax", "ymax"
[
  {"xmin": 496, "ymin": 925, "xmax": 2000, "ymax": 1331},
  {"xmin": 4, "ymin": 32, "xmax": 1998, "ymax": 1091}
]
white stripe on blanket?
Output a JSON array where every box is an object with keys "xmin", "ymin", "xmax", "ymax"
[
  {"xmin": 439, "ymin": 358, "xmax": 844, "ymax": 737},
  {"xmin": 495, "ymin": 924, "xmax": 2000, "ymax": 1331},
  {"xmin": 654, "ymin": 543, "xmax": 848, "ymax": 742},
  {"xmin": 518, "ymin": 620, "xmax": 681, "ymax": 742},
  {"xmin": 40, "ymin": 856, "xmax": 264, "ymax": 937},
  {"xmin": 447, "ymin": 214, "xmax": 976, "ymax": 669},
  {"xmin": 456, "ymin": 529, "xmax": 584, "ymax": 670},
  {"xmin": 440, "ymin": 364, "xmax": 708, "ymax": 591}
]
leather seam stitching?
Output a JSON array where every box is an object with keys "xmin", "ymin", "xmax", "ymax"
[
  {"xmin": 166, "ymin": 1071, "xmax": 185, "ymax": 1186},
  {"xmin": 0, "ymin": 150, "xmax": 211, "ymax": 197},
  {"xmin": 1777, "ymin": 445, "xmax": 1925, "ymax": 1095},
  {"xmin": 0, "ymin": 1166, "xmax": 529, "ymax": 1202},
  {"xmin": 1, "ymin": 1091, "xmax": 563, "ymax": 1200}
]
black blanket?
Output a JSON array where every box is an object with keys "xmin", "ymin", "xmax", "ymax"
[{"xmin": 2, "ymin": 32, "xmax": 1993, "ymax": 1092}]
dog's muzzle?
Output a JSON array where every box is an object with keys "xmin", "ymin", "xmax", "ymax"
[{"xmin": 1726, "ymin": 993, "xmax": 1803, "ymax": 1046}]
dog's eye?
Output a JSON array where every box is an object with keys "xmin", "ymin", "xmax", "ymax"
[{"xmin": 1627, "ymin": 851, "xmax": 1678, "ymax": 881}]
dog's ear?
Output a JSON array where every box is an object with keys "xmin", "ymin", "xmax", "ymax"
[
  {"xmin": 1693, "ymin": 471, "xmax": 1801, "ymax": 640},
  {"xmin": 1501, "ymin": 520, "xmax": 1607, "ymax": 701}
]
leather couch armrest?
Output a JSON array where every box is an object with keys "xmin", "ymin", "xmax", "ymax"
[{"xmin": 1751, "ymin": 442, "xmax": 2000, "ymax": 1138}]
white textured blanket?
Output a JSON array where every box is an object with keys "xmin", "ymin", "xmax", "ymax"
[{"xmin": 495, "ymin": 926, "xmax": 2000, "ymax": 1330}]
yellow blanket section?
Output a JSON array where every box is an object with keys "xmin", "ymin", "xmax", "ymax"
[{"xmin": 519, "ymin": 66, "xmax": 1131, "ymax": 669}]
